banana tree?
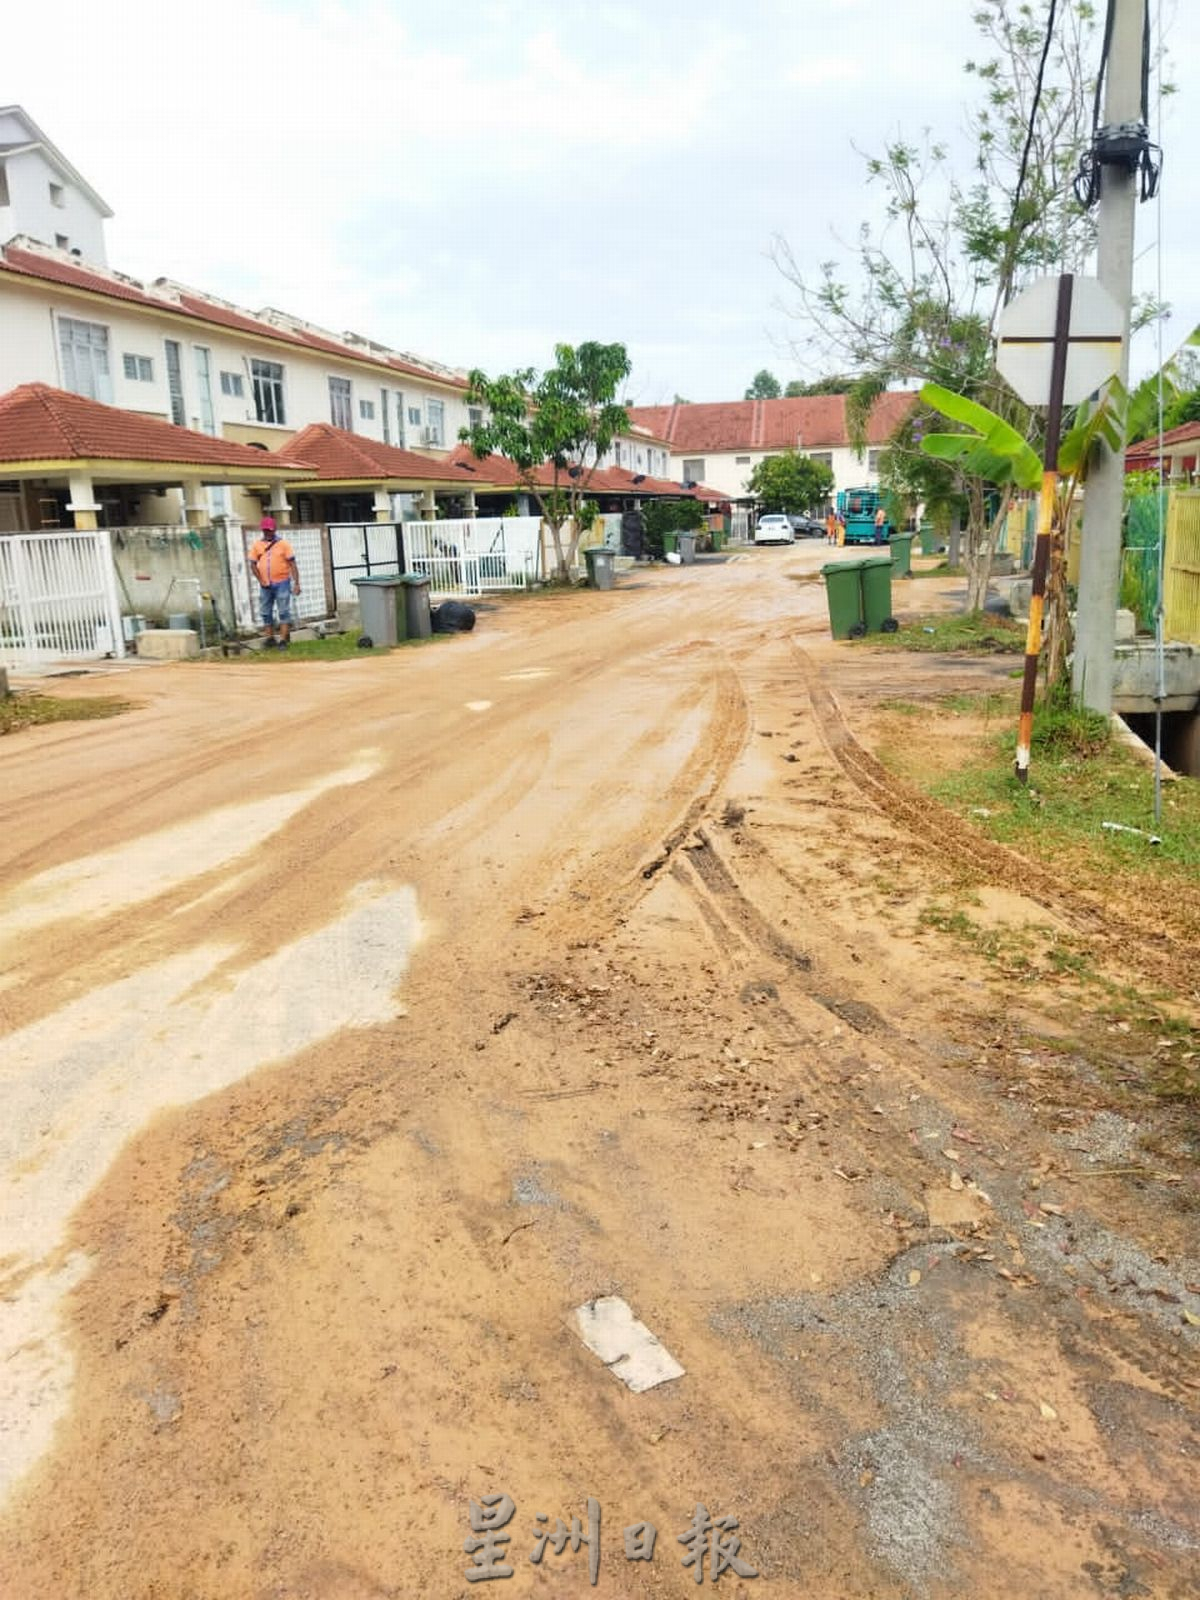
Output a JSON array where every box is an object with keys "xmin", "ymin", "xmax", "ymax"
[{"xmin": 918, "ymin": 378, "xmax": 1125, "ymax": 685}]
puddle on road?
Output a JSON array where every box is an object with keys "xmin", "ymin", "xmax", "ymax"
[
  {"xmin": 498, "ymin": 669, "xmax": 552, "ymax": 682},
  {"xmin": 0, "ymin": 877, "xmax": 421, "ymax": 1503},
  {"xmin": 0, "ymin": 749, "xmax": 383, "ymax": 945},
  {"xmin": 464, "ymin": 700, "xmax": 493, "ymax": 713}
]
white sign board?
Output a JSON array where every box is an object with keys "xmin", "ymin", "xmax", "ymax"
[{"xmin": 996, "ymin": 275, "xmax": 1124, "ymax": 407}]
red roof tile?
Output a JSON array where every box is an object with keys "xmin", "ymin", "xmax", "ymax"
[
  {"xmin": 0, "ymin": 245, "xmax": 465, "ymax": 389},
  {"xmin": 1127, "ymin": 419, "xmax": 1200, "ymax": 462},
  {"xmin": 282, "ymin": 424, "xmax": 471, "ymax": 483},
  {"xmin": 440, "ymin": 446, "xmax": 712, "ymax": 499},
  {"xmin": 627, "ymin": 393, "xmax": 915, "ymax": 453},
  {"xmin": 0, "ymin": 384, "xmax": 314, "ymax": 470}
]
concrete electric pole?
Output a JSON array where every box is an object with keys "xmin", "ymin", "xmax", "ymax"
[{"xmin": 1072, "ymin": 0, "xmax": 1144, "ymax": 712}]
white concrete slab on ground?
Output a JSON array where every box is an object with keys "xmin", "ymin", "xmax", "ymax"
[{"xmin": 573, "ymin": 1296, "xmax": 685, "ymax": 1393}]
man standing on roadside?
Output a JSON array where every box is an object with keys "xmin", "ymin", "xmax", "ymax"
[
  {"xmin": 248, "ymin": 517, "xmax": 300, "ymax": 649},
  {"xmin": 825, "ymin": 509, "xmax": 839, "ymax": 546}
]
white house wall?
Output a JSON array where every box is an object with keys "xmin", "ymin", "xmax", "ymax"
[
  {"xmin": 666, "ymin": 444, "xmax": 881, "ymax": 501},
  {"xmin": 601, "ymin": 435, "xmax": 672, "ymax": 477},
  {"xmin": 0, "ymin": 144, "xmax": 108, "ymax": 265},
  {"xmin": 0, "ymin": 276, "xmax": 471, "ymax": 453}
]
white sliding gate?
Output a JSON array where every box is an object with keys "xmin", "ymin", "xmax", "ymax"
[
  {"xmin": 230, "ymin": 522, "xmax": 333, "ymax": 630},
  {"xmin": 404, "ymin": 517, "xmax": 537, "ymax": 597},
  {"xmin": 0, "ymin": 529, "xmax": 125, "ymax": 666}
]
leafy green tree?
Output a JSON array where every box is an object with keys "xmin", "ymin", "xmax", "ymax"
[
  {"xmin": 784, "ymin": 376, "xmax": 855, "ymax": 397},
  {"xmin": 642, "ymin": 497, "xmax": 706, "ymax": 560},
  {"xmin": 463, "ymin": 342, "xmax": 631, "ymax": 582},
  {"xmin": 746, "ymin": 451, "xmax": 834, "ymax": 513},
  {"xmin": 772, "ymin": 1, "xmax": 1104, "ymax": 610},
  {"xmin": 745, "ymin": 369, "xmax": 782, "ymax": 400},
  {"xmin": 1163, "ymin": 389, "xmax": 1200, "ymax": 432}
]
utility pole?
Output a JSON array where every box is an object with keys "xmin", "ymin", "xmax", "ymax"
[{"xmin": 1072, "ymin": 0, "xmax": 1143, "ymax": 712}]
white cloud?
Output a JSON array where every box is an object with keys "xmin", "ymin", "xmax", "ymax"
[{"xmin": 4, "ymin": 0, "xmax": 1199, "ymax": 400}]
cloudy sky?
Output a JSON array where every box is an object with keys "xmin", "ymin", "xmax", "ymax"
[{"xmin": 7, "ymin": 0, "xmax": 1197, "ymax": 401}]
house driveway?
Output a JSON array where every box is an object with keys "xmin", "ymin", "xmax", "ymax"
[{"xmin": 0, "ymin": 545, "xmax": 1196, "ymax": 1599}]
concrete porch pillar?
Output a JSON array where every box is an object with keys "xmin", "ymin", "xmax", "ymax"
[
  {"xmin": 182, "ymin": 479, "xmax": 208, "ymax": 528},
  {"xmin": 267, "ymin": 482, "xmax": 293, "ymax": 525},
  {"xmin": 373, "ymin": 485, "xmax": 392, "ymax": 523},
  {"xmin": 67, "ymin": 470, "xmax": 100, "ymax": 531},
  {"xmin": 419, "ymin": 488, "xmax": 437, "ymax": 520},
  {"xmin": 464, "ymin": 490, "xmax": 478, "ymax": 518}
]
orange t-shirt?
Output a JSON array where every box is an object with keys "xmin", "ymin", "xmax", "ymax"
[{"xmin": 249, "ymin": 538, "xmax": 295, "ymax": 585}]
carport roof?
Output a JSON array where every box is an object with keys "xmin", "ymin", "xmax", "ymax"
[
  {"xmin": 281, "ymin": 424, "xmax": 479, "ymax": 485},
  {"xmin": 440, "ymin": 445, "xmax": 720, "ymax": 500},
  {"xmin": 0, "ymin": 384, "xmax": 315, "ymax": 475}
]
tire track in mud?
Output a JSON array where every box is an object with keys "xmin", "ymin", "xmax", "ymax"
[
  {"xmin": 655, "ymin": 805, "xmax": 1200, "ymax": 1407},
  {"xmin": 662, "ymin": 828, "xmax": 948, "ymax": 1203},
  {"xmin": 558, "ymin": 643, "xmax": 752, "ymax": 930},
  {"xmin": 794, "ymin": 642, "xmax": 1195, "ymax": 991}
]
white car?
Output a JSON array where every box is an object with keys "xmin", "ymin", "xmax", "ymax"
[{"xmin": 754, "ymin": 513, "xmax": 793, "ymax": 546}]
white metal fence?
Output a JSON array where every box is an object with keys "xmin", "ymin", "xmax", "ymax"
[
  {"xmin": 0, "ymin": 529, "xmax": 126, "ymax": 666},
  {"xmin": 405, "ymin": 517, "xmax": 538, "ymax": 597}
]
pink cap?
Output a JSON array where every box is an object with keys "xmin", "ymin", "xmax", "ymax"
[{"xmin": 260, "ymin": 516, "xmax": 277, "ymax": 533}]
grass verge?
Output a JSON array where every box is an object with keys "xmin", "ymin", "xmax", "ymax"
[
  {"xmin": 872, "ymin": 682, "xmax": 1200, "ymax": 1095},
  {"xmin": 234, "ymin": 628, "xmax": 450, "ymax": 662},
  {"xmin": 0, "ymin": 691, "xmax": 132, "ymax": 735},
  {"xmin": 861, "ymin": 611, "xmax": 1025, "ymax": 654}
]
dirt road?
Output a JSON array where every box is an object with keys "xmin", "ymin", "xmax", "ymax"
[{"xmin": 0, "ymin": 546, "xmax": 1196, "ymax": 1599}]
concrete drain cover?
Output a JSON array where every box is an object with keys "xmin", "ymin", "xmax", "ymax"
[{"xmin": 573, "ymin": 1296, "xmax": 685, "ymax": 1393}]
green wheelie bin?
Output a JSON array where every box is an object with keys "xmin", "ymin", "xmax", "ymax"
[
  {"xmin": 860, "ymin": 556, "xmax": 897, "ymax": 632},
  {"xmin": 821, "ymin": 558, "xmax": 867, "ymax": 639},
  {"xmin": 918, "ymin": 521, "xmax": 937, "ymax": 556},
  {"xmin": 889, "ymin": 532, "xmax": 915, "ymax": 578}
]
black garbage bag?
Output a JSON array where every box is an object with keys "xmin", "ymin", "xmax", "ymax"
[
  {"xmin": 432, "ymin": 600, "xmax": 477, "ymax": 633},
  {"xmin": 357, "ymin": 634, "xmax": 374, "ymax": 649}
]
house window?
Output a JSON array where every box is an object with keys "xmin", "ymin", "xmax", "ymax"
[
  {"xmin": 468, "ymin": 406, "xmax": 483, "ymax": 431},
  {"xmin": 682, "ymin": 458, "xmax": 706, "ymax": 483},
  {"xmin": 407, "ymin": 405, "xmax": 421, "ymax": 426},
  {"xmin": 381, "ymin": 388, "xmax": 390, "ymax": 443},
  {"xmin": 58, "ymin": 316, "xmax": 112, "ymax": 402},
  {"xmin": 194, "ymin": 346, "xmax": 216, "ymax": 436},
  {"xmin": 868, "ymin": 449, "xmax": 882, "ymax": 472},
  {"xmin": 807, "ymin": 451, "xmax": 833, "ymax": 469},
  {"xmin": 220, "ymin": 370, "xmax": 244, "ymax": 398},
  {"xmin": 123, "ymin": 354, "xmax": 154, "ymax": 382},
  {"xmin": 251, "ymin": 359, "xmax": 286, "ymax": 425},
  {"xmin": 359, "ymin": 398, "xmax": 375, "ymax": 420},
  {"xmin": 49, "ymin": 181, "xmax": 65, "ymax": 207},
  {"xmin": 735, "ymin": 455, "xmax": 751, "ymax": 465},
  {"xmin": 55, "ymin": 234, "xmax": 69, "ymax": 251},
  {"xmin": 426, "ymin": 399, "xmax": 445, "ymax": 446},
  {"xmin": 0, "ymin": 163, "xmax": 8, "ymax": 206},
  {"xmin": 329, "ymin": 376, "xmax": 353, "ymax": 429},
  {"xmin": 164, "ymin": 340, "xmax": 186, "ymax": 426},
  {"xmin": 614, "ymin": 442, "xmax": 622, "ymax": 466}
]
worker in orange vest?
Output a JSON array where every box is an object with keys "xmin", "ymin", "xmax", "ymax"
[{"xmin": 247, "ymin": 517, "xmax": 301, "ymax": 648}]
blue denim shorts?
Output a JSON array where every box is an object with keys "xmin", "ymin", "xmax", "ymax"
[{"xmin": 260, "ymin": 580, "xmax": 293, "ymax": 625}]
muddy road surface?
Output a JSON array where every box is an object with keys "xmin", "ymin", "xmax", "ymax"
[{"xmin": 1, "ymin": 546, "xmax": 1196, "ymax": 1598}]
